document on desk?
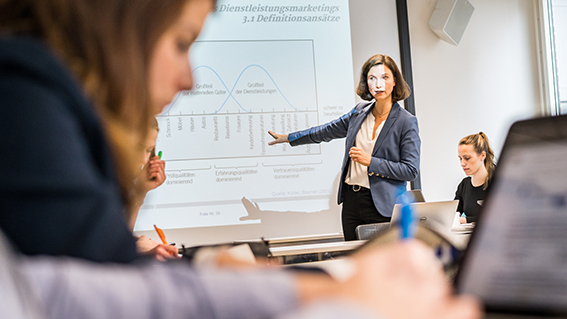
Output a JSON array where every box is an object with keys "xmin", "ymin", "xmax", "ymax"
[{"xmin": 458, "ymin": 142, "xmax": 567, "ymax": 311}]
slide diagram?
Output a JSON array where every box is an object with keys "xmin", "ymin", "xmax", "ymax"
[
  {"xmin": 157, "ymin": 40, "xmax": 321, "ymax": 161},
  {"xmin": 165, "ymin": 63, "xmax": 302, "ymax": 114},
  {"xmin": 163, "ymin": 40, "xmax": 317, "ymax": 114},
  {"xmin": 136, "ymin": 26, "xmax": 354, "ymax": 236},
  {"xmin": 136, "ymin": 40, "xmax": 340, "ymax": 233}
]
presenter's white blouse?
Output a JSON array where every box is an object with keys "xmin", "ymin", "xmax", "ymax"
[{"xmin": 345, "ymin": 112, "xmax": 383, "ymax": 189}]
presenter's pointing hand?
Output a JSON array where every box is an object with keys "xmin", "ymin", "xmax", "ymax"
[{"xmin": 268, "ymin": 131, "xmax": 289, "ymax": 145}]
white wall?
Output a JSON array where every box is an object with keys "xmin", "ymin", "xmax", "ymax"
[
  {"xmin": 407, "ymin": 0, "xmax": 542, "ymax": 201},
  {"xmin": 349, "ymin": 0, "xmax": 401, "ymax": 90}
]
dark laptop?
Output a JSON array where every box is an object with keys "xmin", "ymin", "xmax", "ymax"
[{"xmin": 454, "ymin": 115, "xmax": 567, "ymax": 318}]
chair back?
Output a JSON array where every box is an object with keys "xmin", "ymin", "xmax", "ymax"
[{"xmin": 355, "ymin": 223, "xmax": 391, "ymax": 240}]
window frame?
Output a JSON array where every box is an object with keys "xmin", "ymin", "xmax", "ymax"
[{"xmin": 535, "ymin": 0, "xmax": 561, "ymax": 116}]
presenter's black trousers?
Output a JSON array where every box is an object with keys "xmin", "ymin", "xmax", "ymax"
[{"xmin": 342, "ymin": 184, "xmax": 390, "ymax": 241}]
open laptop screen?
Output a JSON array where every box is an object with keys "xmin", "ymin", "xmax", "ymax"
[{"xmin": 455, "ymin": 115, "xmax": 567, "ymax": 315}]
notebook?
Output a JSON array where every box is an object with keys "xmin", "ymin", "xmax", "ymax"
[
  {"xmin": 390, "ymin": 200, "xmax": 458, "ymax": 235},
  {"xmin": 454, "ymin": 115, "xmax": 567, "ymax": 318}
]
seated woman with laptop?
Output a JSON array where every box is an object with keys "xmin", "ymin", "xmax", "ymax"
[{"xmin": 455, "ymin": 132, "xmax": 496, "ymax": 224}]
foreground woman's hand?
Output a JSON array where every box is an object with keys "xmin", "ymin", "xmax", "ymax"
[
  {"xmin": 136, "ymin": 235, "xmax": 180, "ymax": 262},
  {"xmin": 294, "ymin": 240, "xmax": 482, "ymax": 319},
  {"xmin": 339, "ymin": 240, "xmax": 482, "ymax": 319}
]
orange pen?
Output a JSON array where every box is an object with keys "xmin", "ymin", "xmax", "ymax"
[{"xmin": 154, "ymin": 224, "xmax": 176, "ymax": 256}]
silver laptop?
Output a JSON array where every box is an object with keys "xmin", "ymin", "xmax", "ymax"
[
  {"xmin": 455, "ymin": 115, "xmax": 567, "ymax": 318},
  {"xmin": 390, "ymin": 200, "xmax": 458, "ymax": 234}
]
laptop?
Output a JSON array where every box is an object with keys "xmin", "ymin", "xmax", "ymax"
[
  {"xmin": 454, "ymin": 115, "xmax": 567, "ymax": 318},
  {"xmin": 390, "ymin": 200, "xmax": 458, "ymax": 235}
]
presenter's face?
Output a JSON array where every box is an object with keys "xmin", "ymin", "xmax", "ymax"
[
  {"xmin": 148, "ymin": 0, "xmax": 213, "ymax": 113},
  {"xmin": 458, "ymin": 144, "xmax": 485, "ymax": 176},
  {"xmin": 367, "ymin": 64, "xmax": 395, "ymax": 102}
]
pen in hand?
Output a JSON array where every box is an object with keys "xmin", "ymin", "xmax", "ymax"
[
  {"xmin": 154, "ymin": 224, "xmax": 176, "ymax": 256},
  {"xmin": 149, "ymin": 150, "xmax": 163, "ymax": 182}
]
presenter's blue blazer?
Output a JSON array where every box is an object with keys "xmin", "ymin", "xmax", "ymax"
[{"xmin": 289, "ymin": 101, "xmax": 421, "ymax": 217}]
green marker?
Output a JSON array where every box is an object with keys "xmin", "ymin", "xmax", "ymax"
[{"xmin": 158, "ymin": 151, "xmax": 162, "ymax": 159}]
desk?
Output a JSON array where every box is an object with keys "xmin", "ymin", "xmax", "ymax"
[
  {"xmin": 268, "ymin": 230, "xmax": 472, "ymax": 265},
  {"xmin": 269, "ymin": 240, "xmax": 364, "ymax": 264},
  {"xmin": 270, "ymin": 240, "xmax": 364, "ymax": 256},
  {"xmin": 262, "ymin": 233, "xmax": 344, "ymax": 246}
]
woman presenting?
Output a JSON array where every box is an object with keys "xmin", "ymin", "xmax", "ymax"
[{"xmin": 269, "ymin": 54, "xmax": 421, "ymax": 240}]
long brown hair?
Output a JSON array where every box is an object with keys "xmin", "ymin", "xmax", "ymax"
[
  {"xmin": 0, "ymin": 0, "xmax": 191, "ymax": 209},
  {"xmin": 459, "ymin": 132, "xmax": 496, "ymax": 190},
  {"xmin": 356, "ymin": 54, "xmax": 411, "ymax": 103}
]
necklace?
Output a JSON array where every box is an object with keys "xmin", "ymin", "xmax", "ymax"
[{"xmin": 373, "ymin": 109, "xmax": 390, "ymax": 117}]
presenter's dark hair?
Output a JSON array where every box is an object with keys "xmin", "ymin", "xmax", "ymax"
[
  {"xmin": 356, "ymin": 54, "xmax": 411, "ymax": 102},
  {"xmin": 459, "ymin": 132, "xmax": 496, "ymax": 190},
  {"xmin": 0, "ymin": 0, "xmax": 209, "ymax": 208}
]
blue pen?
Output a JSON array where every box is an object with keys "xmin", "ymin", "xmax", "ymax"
[{"xmin": 398, "ymin": 190, "xmax": 416, "ymax": 240}]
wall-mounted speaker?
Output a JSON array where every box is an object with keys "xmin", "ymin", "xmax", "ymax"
[{"xmin": 429, "ymin": 0, "xmax": 475, "ymax": 46}]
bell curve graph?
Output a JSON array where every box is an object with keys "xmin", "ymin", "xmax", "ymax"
[{"xmin": 157, "ymin": 40, "xmax": 321, "ymax": 161}]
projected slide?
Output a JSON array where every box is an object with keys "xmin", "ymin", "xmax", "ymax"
[
  {"xmin": 160, "ymin": 40, "xmax": 321, "ymax": 161},
  {"xmin": 134, "ymin": 0, "xmax": 355, "ymax": 244}
]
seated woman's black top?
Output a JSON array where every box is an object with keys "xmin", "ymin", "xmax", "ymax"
[{"xmin": 454, "ymin": 176, "xmax": 489, "ymax": 223}]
